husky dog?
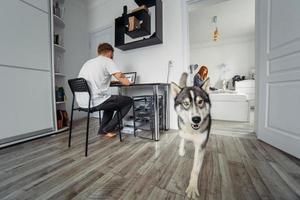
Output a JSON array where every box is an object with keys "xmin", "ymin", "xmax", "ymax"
[{"xmin": 171, "ymin": 73, "xmax": 211, "ymax": 199}]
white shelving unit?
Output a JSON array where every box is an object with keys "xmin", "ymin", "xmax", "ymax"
[
  {"xmin": 53, "ymin": 15, "xmax": 65, "ymax": 28},
  {"xmin": 52, "ymin": 0, "xmax": 69, "ymax": 132},
  {"xmin": 54, "ymin": 44, "xmax": 66, "ymax": 52},
  {"xmin": 55, "ymin": 72, "xmax": 66, "ymax": 77}
]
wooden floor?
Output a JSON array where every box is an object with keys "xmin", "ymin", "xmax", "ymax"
[{"xmin": 0, "ymin": 119, "xmax": 299, "ymax": 200}]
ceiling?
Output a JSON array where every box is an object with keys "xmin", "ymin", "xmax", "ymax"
[{"xmin": 189, "ymin": 0, "xmax": 255, "ymax": 44}]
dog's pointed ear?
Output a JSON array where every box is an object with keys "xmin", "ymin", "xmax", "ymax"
[{"xmin": 171, "ymin": 82, "xmax": 182, "ymax": 98}]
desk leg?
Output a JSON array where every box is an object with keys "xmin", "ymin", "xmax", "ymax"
[
  {"xmin": 118, "ymin": 87, "xmax": 122, "ymax": 96},
  {"xmin": 165, "ymin": 85, "xmax": 170, "ymax": 130},
  {"xmin": 153, "ymin": 85, "xmax": 160, "ymax": 141}
]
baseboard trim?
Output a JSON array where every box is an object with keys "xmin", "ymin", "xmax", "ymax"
[{"xmin": 0, "ymin": 127, "xmax": 68, "ymax": 149}]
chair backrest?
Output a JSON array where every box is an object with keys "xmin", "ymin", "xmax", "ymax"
[{"xmin": 68, "ymin": 78, "xmax": 91, "ymax": 95}]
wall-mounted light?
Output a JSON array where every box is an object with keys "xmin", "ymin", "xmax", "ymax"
[{"xmin": 212, "ymin": 16, "xmax": 220, "ymax": 41}]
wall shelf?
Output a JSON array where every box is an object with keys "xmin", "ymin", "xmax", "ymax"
[
  {"xmin": 117, "ymin": 36, "xmax": 162, "ymax": 51},
  {"xmin": 54, "ymin": 0, "xmax": 65, "ymax": 4},
  {"xmin": 54, "ymin": 44, "xmax": 65, "ymax": 53},
  {"xmin": 125, "ymin": 9, "xmax": 151, "ymax": 39},
  {"xmin": 53, "ymin": 15, "xmax": 65, "ymax": 28},
  {"xmin": 135, "ymin": 0, "xmax": 156, "ymax": 7},
  {"xmin": 55, "ymin": 73, "xmax": 66, "ymax": 77},
  {"xmin": 115, "ymin": 0, "xmax": 163, "ymax": 51}
]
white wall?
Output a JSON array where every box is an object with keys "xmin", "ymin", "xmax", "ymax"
[
  {"xmin": 63, "ymin": 0, "xmax": 90, "ymax": 120},
  {"xmin": 190, "ymin": 37, "xmax": 255, "ymax": 88},
  {"xmin": 188, "ymin": 0, "xmax": 255, "ymax": 44},
  {"xmin": 86, "ymin": 0, "xmax": 188, "ymax": 129}
]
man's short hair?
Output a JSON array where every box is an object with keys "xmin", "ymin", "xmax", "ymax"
[{"xmin": 98, "ymin": 43, "xmax": 114, "ymax": 54}]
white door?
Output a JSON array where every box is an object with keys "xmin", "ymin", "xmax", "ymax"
[
  {"xmin": 89, "ymin": 26, "xmax": 113, "ymax": 58},
  {"xmin": 256, "ymin": 0, "xmax": 300, "ymax": 158}
]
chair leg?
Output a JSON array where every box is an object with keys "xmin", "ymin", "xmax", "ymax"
[
  {"xmin": 133, "ymin": 101, "xmax": 136, "ymax": 137},
  {"xmin": 85, "ymin": 111, "xmax": 90, "ymax": 157},
  {"xmin": 151, "ymin": 110, "xmax": 154, "ymax": 140},
  {"xmin": 68, "ymin": 100, "xmax": 75, "ymax": 147},
  {"xmin": 117, "ymin": 110, "xmax": 122, "ymax": 142},
  {"xmin": 99, "ymin": 110, "xmax": 102, "ymax": 126}
]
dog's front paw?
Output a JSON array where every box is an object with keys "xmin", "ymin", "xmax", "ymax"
[
  {"xmin": 179, "ymin": 148, "xmax": 185, "ymax": 157},
  {"xmin": 186, "ymin": 183, "xmax": 199, "ymax": 199}
]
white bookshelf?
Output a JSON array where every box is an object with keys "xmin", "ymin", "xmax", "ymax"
[
  {"xmin": 54, "ymin": 44, "xmax": 66, "ymax": 53},
  {"xmin": 52, "ymin": 0, "xmax": 69, "ymax": 132},
  {"xmin": 55, "ymin": 72, "xmax": 66, "ymax": 77},
  {"xmin": 53, "ymin": 15, "xmax": 65, "ymax": 28}
]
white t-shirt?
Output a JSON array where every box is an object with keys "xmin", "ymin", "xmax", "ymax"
[{"xmin": 76, "ymin": 55, "xmax": 120, "ymax": 108}]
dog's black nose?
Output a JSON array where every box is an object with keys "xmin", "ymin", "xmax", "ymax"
[{"xmin": 192, "ymin": 116, "xmax": 201, "ymax": 124}]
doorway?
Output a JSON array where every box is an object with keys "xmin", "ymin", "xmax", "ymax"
[{"xmin": 187, "ymin": 0, "xmax": 256, "ymax": 136}]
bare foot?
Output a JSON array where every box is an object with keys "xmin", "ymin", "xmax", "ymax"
[{"xmin": 105, "ymin": 132, "xmax": 117, "ymax": 138}]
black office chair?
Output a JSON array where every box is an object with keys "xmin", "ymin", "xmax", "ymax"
[{"xmin": 68, "ymin": 78, "xmax": 123, "ymax": 157}]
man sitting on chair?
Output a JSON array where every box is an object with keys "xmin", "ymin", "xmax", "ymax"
[{"xmin": 76, "ymin": 43, "xmax": 133, "ymax": 137}]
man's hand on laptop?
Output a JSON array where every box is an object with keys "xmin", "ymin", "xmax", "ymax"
[
  {"xmin": 111, "ymin": 80, "xmax": 121, "ymax": 84},
  {"xmin": 112, "ymin": 72, "xmax": 131, "ymax": 86}
]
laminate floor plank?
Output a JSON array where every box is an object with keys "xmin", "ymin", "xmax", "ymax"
[
  {"xmin": 228, "ymin": 161, "xmax": 260, "ymax": 200},
  {"xmin": 217, "ymin": 153, "xmax": 236, "ymax": 200},
  {"xmin": 254, "ymin": 160, "xmax": 299, "ymax": 200},
  {"xmin": 0, "ymin": 118, "xmax": 299, "ymax": 200},
  {"xmin": 21, "ymin": 139, "xmax": 133, "ymax": 200},
  {"xmin": 241, "ymin": 157, "xmax": 274, "ymax": 200}
]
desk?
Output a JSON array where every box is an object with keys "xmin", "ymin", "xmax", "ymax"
[{"xmin": 111, "ymin": 83, "xmax": 170, "ymax": 141}]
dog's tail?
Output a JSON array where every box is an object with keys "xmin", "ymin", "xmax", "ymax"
[{"xmin": 179, "ymin": 72, "xmax": 188, "ymax": 88}]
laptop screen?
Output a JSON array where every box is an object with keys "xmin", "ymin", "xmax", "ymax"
[{"xmin": 111, "ymin": 72, "xmax": 137, "ymax": 84}]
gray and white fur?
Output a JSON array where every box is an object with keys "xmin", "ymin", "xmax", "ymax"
[{"xmin": 171, "ymin": 72, "xmax": 211, "ymax": 199}]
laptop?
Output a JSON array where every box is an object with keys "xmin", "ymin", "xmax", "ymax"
[{"xmin": 111, "ymin": 72, "xmax": 137, "ymax": 85}]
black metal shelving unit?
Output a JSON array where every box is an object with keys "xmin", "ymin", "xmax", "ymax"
[{"xmin": 131, "ymin": 95, "xmax": 163, "ymax": 139}]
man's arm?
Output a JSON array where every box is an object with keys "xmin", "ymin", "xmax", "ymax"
[{"xmin": 112, "ymin": 72, "xmax": 131, "ymax": 86}]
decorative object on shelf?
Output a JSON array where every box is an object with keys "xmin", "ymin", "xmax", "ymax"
[
  {"xmin": 57, "ymin": 110, "xmax": 63, "ymax": 129},
  {"xmin": 212, "ymin": 16, "xmax": 220, "ymax": 42},
  {"xmin": 53, "ymin": 1, "xmax": 61, "ymax": 17},
  {"xmin": 132, "ymin": 5, "xmax": 149, "ymax": 13},
  {"xmin": 57, "ymin": 110, "xmax": 69, "ymax": 129},
  {"xmin": 115, "ymin": 0, "xmax": 163, "ymax": 51},
  {"xmin": 56, "ymin": 87, "xmax": 66, "ymax": 102},
  {"xmin": 219, "ymin": 63, "xmax": 230, "ymax": 90},
  {"xmin": 62, "ymin": 110, "xmax": 69, "ymax": 127},
  {"xmin": 54, "ymin": 55, "xmax": 63, "ymax": 73},
  {"xmin": 249, "ymin": 68, "xmax": 255, "ymax": 79},
  {"xmin": 128, "ymin": 16, "xmax": 140, "ymax": 32},
  {"xmin": 54, "ymin": 34, "xmax": 60, "ymax": 45}
]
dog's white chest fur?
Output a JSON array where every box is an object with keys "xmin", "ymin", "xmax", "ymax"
[{"xmin": 179, "ymin": 126, "xmax": 208, "ymax": 145}]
